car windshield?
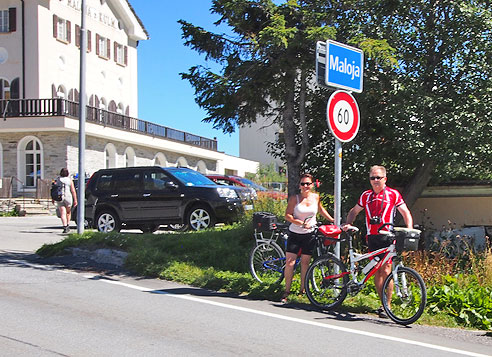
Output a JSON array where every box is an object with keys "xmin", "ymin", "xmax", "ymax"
[
  {"xmin": 170, "ymin": 169, "xmax": 216, "ymax": 186},
  {"xmin": 236, "ymin": 177, "xmax": 267, "ymax": 191}
]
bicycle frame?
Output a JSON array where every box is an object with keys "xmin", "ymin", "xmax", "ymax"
[{"xmin": 325, "ymin": 230, "xmax": 404, "ymax": 294}]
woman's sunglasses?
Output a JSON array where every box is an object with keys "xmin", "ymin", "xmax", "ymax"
[{"xmin": 300, "ymin": 182, "xmax": 313, "ymax": 186}]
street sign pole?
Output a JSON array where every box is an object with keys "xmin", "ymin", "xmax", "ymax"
[
  {"xmin": 326, "ymin": 90, "xmax": 360, "ymax": 259},
  {"xmin": 317, "ymin": 40, "xmax": 363, "ymax": 259},
  {"xmin": 334, "ymin": 139, "xmax": 342, "ymax": 259}
]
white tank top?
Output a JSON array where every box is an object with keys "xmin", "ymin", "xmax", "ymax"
[{"xmin": 289, "ymin": 194, "xmax": 318, "ymax": 234}]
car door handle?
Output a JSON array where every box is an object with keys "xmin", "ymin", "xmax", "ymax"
[
  {"xmin": 110, "ymin": 194, "xmax": 118, "ymax": 198},
  {"xmin": 143, "ymin": 193, "xmax": 151, "ymax": 197}
]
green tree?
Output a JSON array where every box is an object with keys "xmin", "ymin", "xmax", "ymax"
[
  {"xmin": 179, "ymin": 0, "xmax": 394, "ymax": 196},
  {"xmin": 307, "ymin": 0, "xmax": 492, "ymax": 209},
  {"xmin": 181, "ymin": 0, "xmax": 492, "ymax": 208}
]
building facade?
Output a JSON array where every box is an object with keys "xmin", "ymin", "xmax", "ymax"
[
  {"xmin": 239, "ymin": 116, "xmax": 284, "ymax": 172},
  {"xmin": 0, "ymin": 0, "xmax": 258, "ymax": 196}
]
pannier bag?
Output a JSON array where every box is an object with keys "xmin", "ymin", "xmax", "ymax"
[
  {"xmin": 51, "ymin": 179, "xmax": 63, "ymax": 202},
  {"xmin": 253, "ymin": 212, "xmax": 277, "ymax": 231},
  {"xmin": 394, "ymin": 228, "xmax": 421, "ymax": 252},
  {"xmin": 318, "ymin": 224, "xmax": 342, "ymax": 246}
]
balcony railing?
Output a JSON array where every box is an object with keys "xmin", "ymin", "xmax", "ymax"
[{"xmin": 1, "ymin": 98, "xmax": 218, "ymax": 151}]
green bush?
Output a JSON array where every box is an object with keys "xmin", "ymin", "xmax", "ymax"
[{"xmin": 427, "ymin": 275, "xmax": 492, "ymax": 330}]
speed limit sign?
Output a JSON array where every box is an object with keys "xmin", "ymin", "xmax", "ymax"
[{"xmin": 326, "ymin": 90, "xmax": 360, "ymax": 142}]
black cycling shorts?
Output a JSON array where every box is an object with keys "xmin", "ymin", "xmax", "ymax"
[
  {"xmin": 367, "ymin": 234, "xmax": 393, "ymax": 259},
  {"xmin": 286, "ymin": 231, "xmax": 315, "ymax": 256}
]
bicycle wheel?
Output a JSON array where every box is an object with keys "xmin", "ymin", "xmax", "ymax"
[
  {"xmin": 382, "ymin": 266, "xmax": 427, "ymax": 325},
  {"xmin": 305, "ymin": 254, "xmax": 349, "ymax": 310},
  {"xmin": 249, "ymin": 242, "xmax": 285, "ymax": 284}
]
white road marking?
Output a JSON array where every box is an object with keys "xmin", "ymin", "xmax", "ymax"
[
  {"xmin": 100, "ymin": 278, "xmax": 490, "ymax": 357},
  {"xmin": 7, "ymin": 259, "xmax": 490, "ymax": 357}
]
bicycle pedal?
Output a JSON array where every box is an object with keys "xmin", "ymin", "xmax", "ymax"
[{"xmin": 347, "ymin": 282, "xmax": 361, "ymax": 295}]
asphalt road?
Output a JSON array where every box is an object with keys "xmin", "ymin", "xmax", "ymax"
[{"xmin": 0, "ymin": 216, "xmax": 491, "ymax": 356}]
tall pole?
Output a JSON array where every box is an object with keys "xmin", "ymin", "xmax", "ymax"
[
  {"xmin": 334, "ymin": 139, "xmax": 342, "ymax": 259},
  {"xmin": 77, "ymin": 0, "xmax": 87, "ymax": 234}
]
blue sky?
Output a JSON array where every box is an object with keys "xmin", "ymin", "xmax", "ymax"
[{"xmin": 131, "ymin": 1, "xmax": 239, "ymax": 156}]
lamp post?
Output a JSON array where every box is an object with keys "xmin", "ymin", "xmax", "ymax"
[{"xmin": 77, "ymin": 0, "xmax": 87, "ymax": 234}]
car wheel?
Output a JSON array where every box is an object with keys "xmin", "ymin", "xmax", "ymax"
[
  {"xmin": 187, "ymin": 205, "xmax": 215, "ymax": 231},
  {"xmin": 74, "ymin": 217, "xmax": 92, "ymax": 229},
  {"xmin": 96, "ymin": 210, "xmax": 121, "ymax": 233},
  {"xmin": 167, "ymin": 223, "xmax": 188, "ymax": 232},
  {"xmin": 140, "ymin": 224, "xmax": 160, "ymax": 233}
]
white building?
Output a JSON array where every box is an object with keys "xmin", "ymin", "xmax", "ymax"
[
  {"xmin": 0, "ymin": 0, "xmax": 258, "ymax": 197},
  {"xmin": 239, "ymin": 117, "xmax": 284, "ymax": 171}
]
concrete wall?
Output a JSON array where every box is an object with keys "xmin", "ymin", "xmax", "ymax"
[{"xmin": 412, "ymin": 195, "xmax": 492, "ymax": 229}]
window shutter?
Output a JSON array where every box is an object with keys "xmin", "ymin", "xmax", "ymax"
[
  {"xmin": 96, "ymin": 34, "xmax": 100, "ymax": 55},
  {"xmin": 114, "ymin": 42, "xmax": 117, "ymax": 62},
  {"xmin": 87, "ymin": 30, "xmax": 91, "ymax": 52},
  {"xmin": 124, "ymin": 46, "xmax": 128, "ymax": 66},
  {"xmin": 75, "ymin": 24, "xmax": 80, "ymax": 47},
  {"xmin": 9, "ymin": 8, "xmax": 16, "ymax": 32},
  {"xmin": 53, "ymin": 15, "xmax": 58, "ymax": 38},
  {"xmin": 67, "ymin": 20, "xmax": 71, "ymax": 43},
  {"xmin": 107, "ymin": 39, "xmax": 111, "ymax": 59}
]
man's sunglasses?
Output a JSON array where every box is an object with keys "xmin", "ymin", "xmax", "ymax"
[
  {"xmin": 300, "ymin": 182, "xmax": 313, "ymax": 186},
  {"xmin": 370, "ymin": 176, "xmax": 385, "ymax": 181}
]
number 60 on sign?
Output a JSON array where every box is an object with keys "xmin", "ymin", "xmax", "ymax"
[{"xmin": 326, "ymin": 90, "xmax": 360, "ymax": 143}]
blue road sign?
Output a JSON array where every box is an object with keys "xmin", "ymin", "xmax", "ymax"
[{"xmin": 325, "ymin": 40, "xmax": 364, "ymax": 93}]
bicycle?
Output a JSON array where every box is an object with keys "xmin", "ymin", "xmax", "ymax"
[
  {"xmin": 305, "ymin": 223, "xmax": 426, "ymax": 325},
  {"xmin": 249, "ymin": 212, "xmax": 341, "ymax": 284}
]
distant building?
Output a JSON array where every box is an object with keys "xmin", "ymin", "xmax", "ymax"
[
  {"xmin": 239, "ymin": 115, "xmax": 284, "ymax": 172},
  {"xmin": 0, "ymin": 0, "xmax": 258, "ymax": 197}
]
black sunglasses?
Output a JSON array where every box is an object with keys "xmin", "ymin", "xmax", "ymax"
[
  {"xmin": 370, "ymin": 176, "xmax": 385, "ymax": 181},
  {"xmin": 300, "ymin": 182, "xmax": 313, "ymax": 186}
]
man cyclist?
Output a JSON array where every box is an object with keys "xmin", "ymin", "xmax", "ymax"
[{"xmin": 342, "ymin": 165, "xmax": 413, "ymax": 318}]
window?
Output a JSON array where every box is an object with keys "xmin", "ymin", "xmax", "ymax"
[
  {"xmin": 114, "ymin": 42, "xmax": 127, "ymax": 66},
  {"xmin": 153, "ymin": 153, "xmax": 167, "ymax": 167},
  {"xmin": 75, "ymin": 25, "xmax": 91, "ymax": 52},
  {"xmin": 124, "ymin": 147, "xmax": 135, "ymax": 167},
  {"xmin": 0, "ymin": 79, "xmax": 11, "ymax": 100},
  {"xmin": 113, "ymin": 171, "xmax": 141, "ymax": 193},
  {"xmin": 18, "ymin": 137, "xmax": 43, "ymax": 188},
  {"xmin": 143, "ymin": 171, "xmax": 172, "ymax": 191},
  {"xmin": 0, "ymin": 10, "xmax": 8, "ymax": 33},
  {"xmin": 56, "ymin": 85, "xmax": 66, "ymax": 99},
  {"xmin": 104, "ymin": 143, "xmax": 117, "ymax": 168},
  {"xmin": 96, "ymin": 34, "xmax": 111, "ymax": 59},
  {"xmin": 176, "ymin": 157, "xmax": 188, "ymax": 168},
  {"xmin": 95, "ymin": 173, "xmax": 113, "ymax": 192},
  {"xmin": 0, "ymin": 8, "xmax": 16, "ymax": 33},
  {"xmin": 53, "ymin": 15, "xmax": 71, "ymax": 43},
  {"xmin": 0, "ymin": 142, "xmax": 3, "ymax": 178}
]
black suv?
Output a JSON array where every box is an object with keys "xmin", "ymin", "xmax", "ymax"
[{"xmin": 77, "ymin": 167, "xmax": 243, "ymax": 232}]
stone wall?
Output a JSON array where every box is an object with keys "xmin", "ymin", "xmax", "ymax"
[{"xmin": 0, "ymin": 131, "xmax": 218, "ymax": 196}]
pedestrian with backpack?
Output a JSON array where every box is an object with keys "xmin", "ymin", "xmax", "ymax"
[{"xmin": 52, "ymin": 168, "xmax": 77, "ymax": 233}]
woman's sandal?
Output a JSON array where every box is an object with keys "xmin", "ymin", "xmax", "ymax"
[{"xmin": 280, "ymin": 291, "xmax": 290, "ymax": 304}]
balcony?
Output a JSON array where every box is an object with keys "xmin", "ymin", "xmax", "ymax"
[{"xmin": 0, "ymin": 98, "xmax": 218, "ymax": 151}]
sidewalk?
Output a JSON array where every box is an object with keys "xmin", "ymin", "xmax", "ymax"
[{"xmin": 0, "ymin": 215, "xmax": 68, "ymax": 253}]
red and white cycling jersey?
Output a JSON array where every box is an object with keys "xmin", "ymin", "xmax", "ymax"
[{"xmin": 356, "ymin": 186, "xmax": 405, "ymax": 235}]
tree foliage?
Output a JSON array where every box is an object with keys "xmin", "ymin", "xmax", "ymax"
[
  {"xmin": 180, "ymin": 0, "xmax": 492, "ymax": 209},
  {"xmin": 316, "ymin": 0, "xmax": 492, "ymax": 208},
  {"xmin": 179, "ymin": 0, "xmax": 394, "ymax": 196}
]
